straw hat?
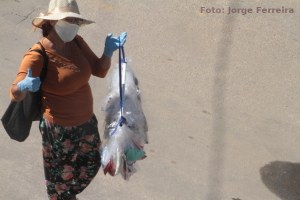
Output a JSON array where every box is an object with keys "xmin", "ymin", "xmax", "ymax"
[{"xmin": 32, "ymin": 0, "xmax": 94, "ymax": 28}]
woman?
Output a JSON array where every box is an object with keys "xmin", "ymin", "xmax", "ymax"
[{"xmin": 10, "ymin": 0, "xmax": 127, "ymax": 199}]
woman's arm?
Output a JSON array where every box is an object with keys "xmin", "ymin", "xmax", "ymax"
[
  {"xmin": 94, "ymin": 54, "xmax": 112, "ymax": 77},
  {"xmin": 10, "ymin": 84, "xmax": 27, "ymax": 102},
  {"xmin": 75, "ymin": 35, "xmax": 111, "ymax": 77},
  {"xmin": 10, "ymin": 46, "xmax": 43, "ymax": 101},
  {"xmin": 75, "ymin": 33, "xmax": 127, "ymax": 78}
]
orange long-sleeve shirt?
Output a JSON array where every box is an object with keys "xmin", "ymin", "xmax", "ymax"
[{"xmin": 11, "ymin": 35, "xmax": 109, "ymax": 126}]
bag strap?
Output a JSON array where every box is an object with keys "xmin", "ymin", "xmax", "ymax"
[
  {"xmin": 74, "ymin": 37, "xmax": 81, "ymax": 49},
  {"xmin": 107, "ymin": 45, "xmax": 127, "ymax": 136},
  {"xmin": 28, "ymin": 39, "xmax": 79, "ymax": 83},
  {"xmin": 29, "ymin": 42, "xmax": 48, "ymax": 83}
]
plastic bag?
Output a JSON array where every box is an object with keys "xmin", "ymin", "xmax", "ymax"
[
  {"xmin": 101, "ymin": 124, "xmax": 146, "ymax": 179},
  {"xmin": 101, "ymin": 63, "xmax": 148, "ymax": 180}
]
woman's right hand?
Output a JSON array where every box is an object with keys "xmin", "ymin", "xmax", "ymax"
[{"xmin": 17, "ymin": 68, "xmax": 41, "ymax": 92}]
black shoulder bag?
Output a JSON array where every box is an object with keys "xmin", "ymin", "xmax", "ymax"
[{"xmin": 1, "ymin": 42, "xmax": 48, "ymax": 142}]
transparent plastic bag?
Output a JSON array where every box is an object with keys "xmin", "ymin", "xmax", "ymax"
[{"xmin": 101, "ymin": 63, "xmax": 148, "ymax": 180}]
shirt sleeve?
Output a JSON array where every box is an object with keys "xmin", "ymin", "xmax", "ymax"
[
  {"xmin": 12, "ymin": 48, "xmax": 44, "ymax": 85},
  {"xmin": 10, "ymin": 47, "xmax": 44, "ymax": 100},
  {"xmin": 75, "ymin": 35, "xmax": 109, "ymax": 78}
]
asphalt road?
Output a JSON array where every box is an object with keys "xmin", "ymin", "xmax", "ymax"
[{"xmin": 0, "ymin": 0, "xmax": 299, "ymax": 200}]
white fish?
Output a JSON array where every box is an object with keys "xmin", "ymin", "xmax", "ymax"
[{"xmin": 103, "ymin": 63, "xmax": 148, "ymax": 143}]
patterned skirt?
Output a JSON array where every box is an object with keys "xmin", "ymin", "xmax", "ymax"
[{"xmin": 39, "ymin": 115, "xmax": 101, "ymax": 200}]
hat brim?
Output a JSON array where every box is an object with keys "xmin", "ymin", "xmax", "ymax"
[{"xmin": 32, "ymin": 12, "xmax": 94, "ymax": 28}]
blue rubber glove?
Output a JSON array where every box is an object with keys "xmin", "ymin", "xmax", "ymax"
[
  {"xmin": 17, "ymin": 68, "xmax": 41, "ymax": 92},
  {"xmin": 103, "ymin": 32, "xmax": 127, "ymax": 58}
]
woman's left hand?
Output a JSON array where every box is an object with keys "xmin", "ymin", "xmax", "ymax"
[{"xmin": 103, "ymin": 32, "xmax": 127, "ymax": 58}]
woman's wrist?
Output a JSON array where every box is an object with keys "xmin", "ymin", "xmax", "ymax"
[{"xmin": 10, "ymin": 84, "xmax": 27, "ymax": 102}]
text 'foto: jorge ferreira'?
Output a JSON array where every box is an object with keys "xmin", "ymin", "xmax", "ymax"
[{"xmin": 200, "ymin": 6, "xmax": 295, "ymax": 15}]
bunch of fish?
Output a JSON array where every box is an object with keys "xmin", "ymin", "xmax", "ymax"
[{"xmin": 100, "ymin": 62, "xmax": 148, "ymax": 180}]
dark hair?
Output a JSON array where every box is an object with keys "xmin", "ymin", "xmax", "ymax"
[{"xmin": 41, "ymin": 21, "xmax": 53, "ymax": 37}]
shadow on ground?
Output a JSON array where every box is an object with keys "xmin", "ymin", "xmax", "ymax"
[
  {"xmin": 260, "ymin": 161, "xmax": 300, "ymax": 200},
  {"xmin": 205, "ymin": 1, "xmax": 239, "ymax": 199}
]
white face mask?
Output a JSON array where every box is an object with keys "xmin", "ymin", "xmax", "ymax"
[{"xmin": 54, "ymin": 20, "xmax": 79, "ymax": 43}]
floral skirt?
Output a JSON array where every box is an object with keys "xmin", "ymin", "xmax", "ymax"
[{"xmin": 39, "ymin": 115, "xmax": 101, "ymax": 200}]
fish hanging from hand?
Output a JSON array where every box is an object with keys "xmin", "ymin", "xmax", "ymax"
[{"xmin": 100, "ymin": 46, "xmax": 148, "ymax": 180}]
